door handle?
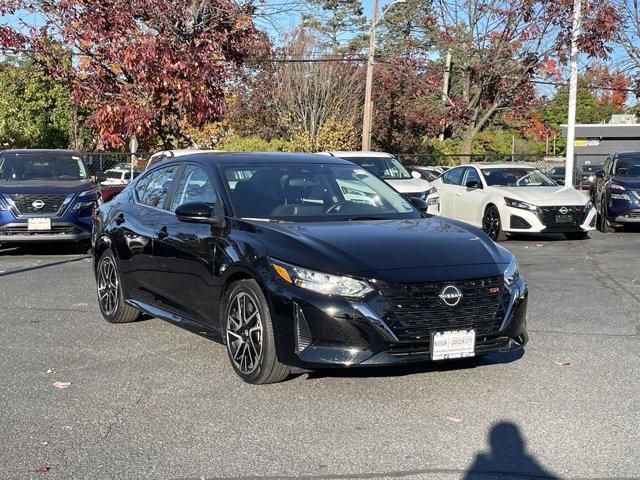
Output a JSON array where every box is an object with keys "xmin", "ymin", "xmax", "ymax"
[
  {"xmin": 114, "ymin": 213, "xmax": 125, "ymax": 225},
  {"xmin": 157, "ymin": 225, "xmax": 169, "ymax": 240}
]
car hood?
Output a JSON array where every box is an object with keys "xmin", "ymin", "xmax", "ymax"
[
  {"xmin": 0, "ymin": 179, "xmax": 95, "ymax": 195},
  {"xmin": 243, "ymin": 217, "xmax": 510, "ymax": 281},
  {"xmin": 611, "ymin": 176, "xmax": 640, "ymax": 189},
  {"xmin": 490, "ymin": 186, "xmax": 588, "ymax": 206},
  {"xmin": 385, "ymin": 177, "xmax": 431, "ymax": 193}
]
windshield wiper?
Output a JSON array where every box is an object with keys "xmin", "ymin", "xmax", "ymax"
[{"xmin": 347, "ymin": 216, "xmax": 386, "ymax": 221}]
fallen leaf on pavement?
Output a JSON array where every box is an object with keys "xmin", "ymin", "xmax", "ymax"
[
  {"xmin": 46, "ymin": 369, "xmax": 55, "ymax": 374},
  {"xmin": 53, "ymin": 381, "xmax": 72, "ymax": 389},
  {"xmin": 554, "ymin": 360, "xmax": 571, "ymax": 366},
  {"xmin": 536, "ymin": 244, "xmax": 545, "ymax": 247},
  {"xmin": 34, "ymin": 465, "xmax": 50, "ymax": 473},
  {"xmin": 446, "ymin": 416, "xmax": 462, "ymax": 423}
]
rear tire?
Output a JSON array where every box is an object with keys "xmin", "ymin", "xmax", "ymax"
[
  {"xmin": 224, "ymin": 279, "xmax": 290, "ymax": 384},
  {"xmin": 564, "ymin": 232, "xmax": 588, "ymax": 240},
  {"xmin": 96, "ymin": 249, "xmax": 140, "ymax": 323},
  {"xmin": 482, "ymin": 205, "xmax": 508, "ymax": 242}
]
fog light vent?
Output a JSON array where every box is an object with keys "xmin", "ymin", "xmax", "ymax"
[{"xmin": 294, "ymin": 303, "xmax": 312, "ymax": 353}]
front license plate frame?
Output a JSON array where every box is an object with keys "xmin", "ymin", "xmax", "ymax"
[
  {"xmin": 555, "ymin": 214, "xmax": 573, "ymax": 223},
  {"xmin": 27, "ymin": 218, "xmax": 52, "ymax": 231},
  {"xmin": 431, "ymin": 329, "xmax": 476, "ymax": 361}
]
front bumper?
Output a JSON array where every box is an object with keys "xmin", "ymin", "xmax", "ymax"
[
  {"xmin": 606, "ymin": 197, "xmax": 640, "ymax": 224},
  {"xmin": 266, "ymin": 275, "xmax": 528, "ymax": 369},
  {"xmin": 503, "ymin": 205, "xmax": 596, "ymax": 234}
]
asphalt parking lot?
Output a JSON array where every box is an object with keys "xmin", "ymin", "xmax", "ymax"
[{"xmin": 1, "ymin": 230, "xmax": 639, "ymax": 480}]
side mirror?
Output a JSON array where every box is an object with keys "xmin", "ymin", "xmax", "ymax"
[
  {"xmin": 411, "ymin": 170, "xmax": 422, "ymax": 179},
  {"xmin": 175, "ymin": 202, "xmax": 225, "ymax": 227},
  {"xmin": 94, "ymin": 171, "xmax": 107, "ymax": 183},
  {"xmin": 466, "ymin": 180, "xmax": 481, "ymax": 189},
  {"xmin": 408, "ymin": 196, "xmax": 429, "ymax": 213},
  {"xmin": 595, "ymin": 170, "xmax": 605, "ymax": 179}
]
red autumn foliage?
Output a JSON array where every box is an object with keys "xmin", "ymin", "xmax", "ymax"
[{"xmin": 0, "ymin": 0, "xmax": 269, "ymax": 149}]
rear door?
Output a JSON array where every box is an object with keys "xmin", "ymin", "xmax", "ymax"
[
  {"xmin": 456, "ymin": 167, "xmax": 486, "ymax": 225},
  {"xmin": 438, "ymin": 166, "xmax": 465, "ymax": 218},
  {"xmin": 153, "ymin": 163, "xmax": 222, "ymax": 323}
]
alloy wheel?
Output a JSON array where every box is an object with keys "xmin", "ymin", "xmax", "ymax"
[
  {"xmin": 483, "ymin": 207, "xmax": 501, "ymax": 240},
  {"xmin": 226, "ymin": 292, "xmax": 263, "ymax": 374},
  {"xmin": 97, "ymin": 255, "xmax": 119, "ymax": 316}
]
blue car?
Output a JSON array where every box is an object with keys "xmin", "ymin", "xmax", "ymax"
[
  {"xmin": 594, "ymin": 152, "xmax": 640, "ymax": 232},
  {"xmin": 0, "ymin": 149, "xmax": 100, "ymax": 246}
]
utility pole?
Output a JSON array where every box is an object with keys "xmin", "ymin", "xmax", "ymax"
[
  {"xmin": 565, "ymin": 0, "xmax": 582, "ymax": 188},
  {"xmin": 439, "ymin": 50, "xmax": 452, "ymax": 142},
  {"xmin": 361, "ymin": 0, "xmax": 406, "ymax": 151},
  {"xmin": 361, "ymin": 0, "xmax": 379, "ymax": 151}
]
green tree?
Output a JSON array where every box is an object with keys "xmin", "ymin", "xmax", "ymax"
[
  {"xmin": 0, "ymin": 57, "xmax": 74, "ymax": 149},
  {"xmin": 301, "ymin": 0, "xmax": 367, "ymax": 53},
  {"xmin": 540, "ymin": 77, "xmax": 621, "ymax": 130}
]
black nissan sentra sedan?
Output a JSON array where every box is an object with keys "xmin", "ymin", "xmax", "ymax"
[{"xmin": 92, "ymin": 152, "xmax": 528, "ymax": 384}]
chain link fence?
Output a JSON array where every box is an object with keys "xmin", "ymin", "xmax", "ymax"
[{"xmin": 81, "ymin": 152, "xmax": 151, "ymax": 177}]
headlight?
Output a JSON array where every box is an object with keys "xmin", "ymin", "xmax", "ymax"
[
  {"xmin": 421, "ymin": 187, "xmax": 437, "ymax": 200},
  {"xmin": 503, "ymin": 256, "xmax": 519, "ymax": 286},
  {"xmin": 504, "ymin": 197, "xmax": 538, "ymax": 212},
  {"xmin": 77, "ymin": 189, "xmax": 98, "ymax": 198},
  {"xmin": 271, "ymin": 260, "xmax": 374, "ymax": 298},
  {"xmin": 0, "ymin": 195, "xmax": 9, "ymax": 211},
  {"xmin": 608, "ymin": 183, "xmax": 625, "ymax": 191},
  {"xmin": 610, "ymin": 193, "xmax": 631, "ymax": 201}
]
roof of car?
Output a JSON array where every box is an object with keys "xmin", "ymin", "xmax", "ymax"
[
  {"xmin": 464, "ymin": 163, "xmax": 536, "ymax": 169},
  {"xmin": 318, "ymin": 151, "xmax": 395, "ymax": 158},
  {"xmin": 1, "ymin": 149, "xmax": 81, "ymax": 155},
  {"xmin": 615, "ymin": 151, "xmax": 640, "ymax": 157},
  {"xmin": 162, "ymin": 151, "xmax": 353, "ymax": 165}
]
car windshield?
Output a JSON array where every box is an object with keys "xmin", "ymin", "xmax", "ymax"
[
  {"xmin": 581, "ymin": 165, "xmax": 602, "ymax": 173},
  {"xmin": 106, "ymin": 171, "xmax": 124, "ymax": 179},
  {"xmin": 347, "ymin": 156, "xmax": 412, "ymax": 180},
  {"xmin": 615, "ymin": 157, "xmax": 640, "ymax": 176},
  {"xmin": 481, "ymin": 168, "xmax": 556, "ymax": 187},
  {"xmin": 221, "ymin": 162, "xmax": 418, "ymax": 221},
  {"xmin": 0, "ymin": 152, "xmax": 87, "ymax": 181}
]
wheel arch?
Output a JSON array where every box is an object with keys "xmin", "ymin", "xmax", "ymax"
[{"xmin": 93, "ymin": 235, "xmax": 114, "ymax": 272}]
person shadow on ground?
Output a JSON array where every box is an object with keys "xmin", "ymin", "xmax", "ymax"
[{"xmin": 464, "ymin": 421, "xmax": 559, "ymax": 479}]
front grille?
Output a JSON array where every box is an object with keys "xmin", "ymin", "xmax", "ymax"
[
  {"xmin": 538, "ymin": 205, "xmax": 585, "ymax": 232},
  {"xmin": 0, "ymin": 225, "xmax": 77, "ymax": 236},
  {"xmin": 378, "ymin": 276, "xmax": 508, "ymax": 342},
  {"xmin": 623, "ymin": 210, "xmax": 640, "ymax": 219},
  {"xmin": 10, "ymin": 194, "xmax": 68, "ymax": 215}
]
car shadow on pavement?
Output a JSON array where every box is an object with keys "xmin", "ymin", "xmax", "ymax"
[
  {"xmin": 463, "ymin": 421, "xmax": 559, "ymax": 479},
  {"xmin": 303, "ymin": 348, "xmax": 524, "ymax": 381},
  {"xmin": 0, "ymin": 242, "xmax": 90, "ymax": 256}
]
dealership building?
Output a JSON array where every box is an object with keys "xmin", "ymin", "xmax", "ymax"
[{"xmin": 561, "ymin": 115, "xmax": 640, "ymax": 157}]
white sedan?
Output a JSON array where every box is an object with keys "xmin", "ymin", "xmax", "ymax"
[{"xmin": 431, "ymin": 163, "xmax": 597, "ymax": 241}]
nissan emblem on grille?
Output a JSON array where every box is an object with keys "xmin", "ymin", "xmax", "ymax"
[
  {"xmin": 438, "ymin": 285, "xmax": 463, "ymax": 307},
  {"xmin": 559, "ymin": 206, "xmax": 569, "ymax": 215},
  {"xmin": 32, "ymin": 200, "xmax": 45, "ymax": 210}
]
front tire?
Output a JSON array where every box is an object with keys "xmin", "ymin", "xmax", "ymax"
[
  {"xmin": 483, "ymin": 205, "xmax": 508, "ymax": 242},
  {"xmin": 224, "ymin": 280, "xmax": 290, "ymax": 384},
  {"xmin": 96, "ymin": 249, "xmax": 140, "ymax": 323},
  {"xmin": 598, "ymin": 200, "xmax": 614, "ymax": 233}
]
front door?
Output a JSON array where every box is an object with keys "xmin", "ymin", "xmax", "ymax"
[{"xmin": 153, "ymin": 163, "xmax": 221, "ymax": 323}]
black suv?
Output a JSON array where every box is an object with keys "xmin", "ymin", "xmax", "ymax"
[
  {"xmin": 92, "ymin": 152, "xmax": 528, "ymax": 384},
  {"xmin": 0, "ymin": 150, "xmax": 100, "ymax": 245},
  {"xmin": 593, "ymin": 152, "xmax": 640, "ymax": 231}
]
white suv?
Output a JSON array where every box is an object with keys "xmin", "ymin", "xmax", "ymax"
[
  {"xmin": 432, "ymin": 163, "xmax": 596, "ymax": 241},
  {"xmin": 318, "ymin": 151, "xmax": 439, "ymax": 213}
]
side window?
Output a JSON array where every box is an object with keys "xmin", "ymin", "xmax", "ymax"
[
  {"xmin": 140, "ymin": 165, "xmax": 178, "ymax": 208},
  {"xmin": 443, "ymin": 167, "xmax": 464, "ymax": 185},
  {"xmin": 604, "ymin": 157, "xmax": 612, "ymax": 176},
  {"xmin": 463, "ymin": 167, "xmax": 482, "ymax": 186},
  {"xmin": 170, "ymin": 165, "xmax": 217, "ymax": 212},
  {"xmin": 134, "ymin": 172, "xmax": 152, "ymax": 200}
]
